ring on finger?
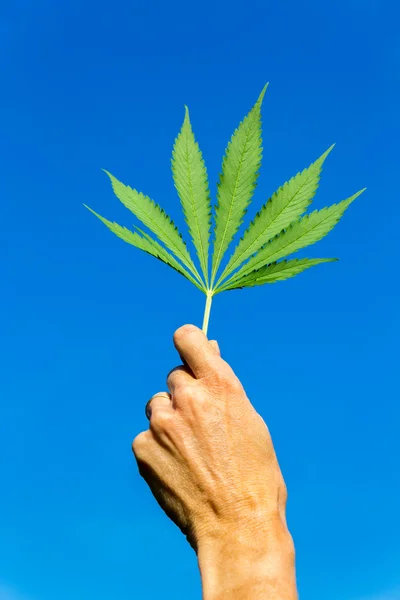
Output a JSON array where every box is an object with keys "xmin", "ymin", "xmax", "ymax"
[{"xmin": 145, "ymin": 391, "xmax": 172, "ymax": 420}]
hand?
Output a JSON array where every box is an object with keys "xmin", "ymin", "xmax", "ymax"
[{"xmin": 132, "ymin": 324, "xmax": 296, "ymax": 599}]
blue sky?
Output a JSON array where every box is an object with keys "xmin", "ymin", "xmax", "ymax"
[{"xmin": 0, "ymin": 0, "xmax": 399, "ymax": 599}]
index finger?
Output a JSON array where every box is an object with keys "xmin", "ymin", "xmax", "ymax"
[{"xmin": 173, "ymin": 325, "xmax": 219, "ymax": 379}]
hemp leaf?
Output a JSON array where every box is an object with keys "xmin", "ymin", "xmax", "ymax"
[{"xmin": 85, "ymin": 85, "xmax": 365, "ymax": 335}]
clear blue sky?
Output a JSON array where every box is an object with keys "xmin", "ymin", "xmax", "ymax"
[{"xmin": 0, "ymin": 1, "xmax": 399, "ymax": 599}]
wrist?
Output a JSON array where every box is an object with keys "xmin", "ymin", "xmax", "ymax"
[{"xmin": 197, "ymin": 518, "xmax": 297, "ymax": 600}]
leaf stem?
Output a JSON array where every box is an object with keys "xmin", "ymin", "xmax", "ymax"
[{"xmin": 202, "ymin": 292, "xmax": 213, "ymax": 336}]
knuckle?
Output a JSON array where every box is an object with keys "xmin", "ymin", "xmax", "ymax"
[
  {"xmin": 195, "ymin": 391, "xmax": 212, "ymax": 411},
  {"xmin": 151, "ymin": 409, "xmax": 175, "ymax": 433},
  {"xmin": 166, "ymin": 366, "xmax": 186, "ymax": 388},
  {"xmin": 175, "ymin": 382, "xmax": 211, "ymax": 414},
  {"xmin": 132, "ymin": 431, "xmax": 150, "ymax": 457},
  {"xmin": 179, "ymin": 383, "xmax": 200, "ymax": 403},
  {"xmin": 190, "ymin": 387, "xmax": 213, "ymax": 413},
  {"xmin": 175, "ymin": 383, "xmax": 210, "ymax": 414}
]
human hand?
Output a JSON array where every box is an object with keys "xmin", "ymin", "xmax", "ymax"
[{"xmin": 132, "ymin": 324, "xmax": 296, "ymax": 599}]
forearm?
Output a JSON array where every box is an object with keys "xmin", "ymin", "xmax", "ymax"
[{"xmin": 197, "ymin": 521, "xmax": 297, "ymax": 600}]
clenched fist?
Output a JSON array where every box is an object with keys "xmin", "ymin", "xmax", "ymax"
[{"xmin": 132, "ymin": 325, "xmax": 297, "ymax": 600}]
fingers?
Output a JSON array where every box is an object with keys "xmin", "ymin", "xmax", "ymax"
[
  {"xmin": 132, "ymin": 429, "xmax": 154, "ymax": 460},
  {"xmin": 132, "ymin": 429, "xmax": 168, "ymax": 473},
  {"xmin": 167, "ymin": 338, "xmax": 219, "ymax": 392},
  {"xmin": 144, "ymin": 392, "xmax": 177, "ymax": 445},
  {"xmin": 167, "ymin": 366, "xmax": 195, "ymax": 394},
  {"xmin": 173, "ymin": 325, "xmax": 221, "ymax": 379},
  {"xmin": 145, "ymin": 391, "xmax": 172, "ymax": 419}
]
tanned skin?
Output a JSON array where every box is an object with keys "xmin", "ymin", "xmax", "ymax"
[{"xmin": 132, "ymin": 324, "xmax": 297, "ymax": 600}]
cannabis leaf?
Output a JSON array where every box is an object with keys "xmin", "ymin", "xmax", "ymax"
[
  {"xmin": 84, "ymin": 207, "xmax": 204, "ymax": 292},
  {"xmin": 85, "ymin": 84, "xmax": 365, "ymax": 335},
  {"xmin": 215, "ymin": 144, "xmax": 334, "ymax": 287},
  {"xmin": 171, "ymin": 106, "xmax": 211, "ymax": 286},
  {"xmin": 216, "ymin": 258, "xmax": 338, "ymax": 292},
  {"xmin": 103, "ymin": 171, "xmax": 203, "ymax": 284},
  {"xmin": 210, "ymin": 84, "xmax": 268, "ymax": 287},
  {"xmin": 219, "ymin": 190, "xmax": 364, "ymax": 288}
]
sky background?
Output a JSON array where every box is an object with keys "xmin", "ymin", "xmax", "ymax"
[{"xmin": 0, "ymin": 0, "xmax": 399, "ymax": 599}]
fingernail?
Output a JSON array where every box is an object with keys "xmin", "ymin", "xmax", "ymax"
[{"xmin": 209, "ymin": 340, "xmax": 220, "ymax": 355}]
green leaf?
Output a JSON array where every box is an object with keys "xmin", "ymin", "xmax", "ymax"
[
  {"xmin": 216, "ymin": 258, "xmax": 337, "ymax": 292},
  {"xmin": 171, "ymin": 106, "xmax": 211, "ymax": 286},
  {"xmin": 224, "ymin": 189, "xmax": 365, "ymax": 287},
  {"xmin": 216, "ymin": 145, "xmax": 334, "ymax": 286},
  {"xmin": 84, "ymin": 206, "xmax": 205, "ymax": 292},
  {"xmin": 86, "ymin": 88, "xmax": 366, "ymax": 337},
  {"xmin": 103, "ymin": 170, "xmax": 203, "ymax": 284},
  {"xmin": 210, "ymin": 84, "xmax": 268, "ymax": 286}
]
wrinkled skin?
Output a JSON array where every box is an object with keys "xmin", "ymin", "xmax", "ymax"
[{"xmin": 132, "ymin": 324, "xmax": 291, "ymax": 556}]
